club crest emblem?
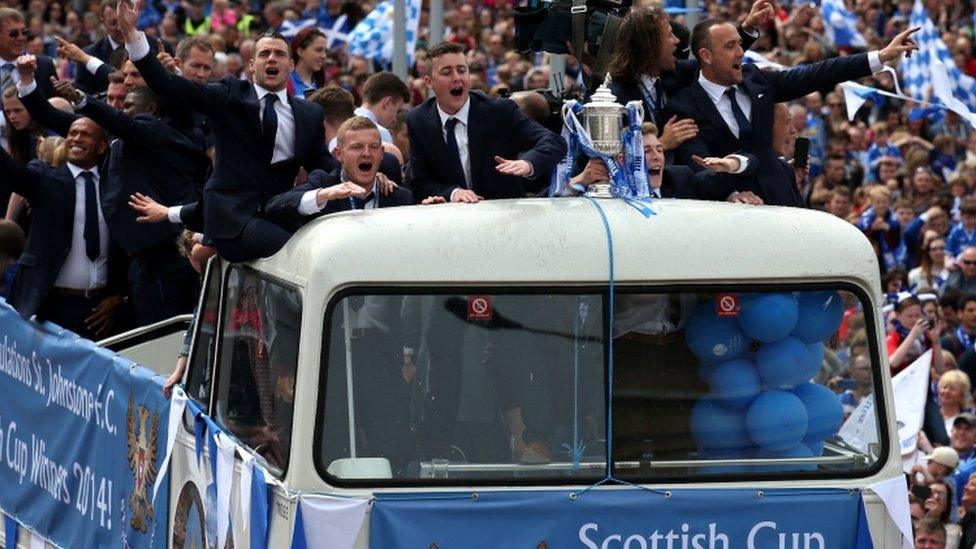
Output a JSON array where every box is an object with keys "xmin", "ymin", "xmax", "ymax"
[{"xmin": 126, "ymin": 396, "xmax": 160, "ymax": 533}]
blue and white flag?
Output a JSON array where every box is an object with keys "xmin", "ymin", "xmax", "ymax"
[
  {"xmin": 901, "ymin": 0, "xmax": 976, "ymax": 113},
  {"xmin": 821, "ymin": 0, "xmax": 868, "ymax": 48},
  {"xmin": 279, "ymin": 16, "xmax": 317, "ymax": 39},
  {"xmin": 347, "ymin": 0, "xmax": 422, "ymax": 66}
]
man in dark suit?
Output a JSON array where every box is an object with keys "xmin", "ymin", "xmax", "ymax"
[
  {"xmin": 604, "ymin": 2, "xmax": 772, "ymax": 152},
  {"xmin": 0, "ymin": 117, "xmax": 127, "ymax": 339},
  {"xmin": 266, "ymin": 116, "xmax": 413, "ymax": 229},
  {"xmin": 117, "ymin": 0, "xmax": 335, "ymax": 263},
  {"xmin": 18, "ymin": 56, "xmax": 208, "ymax": 325},
  {"xmin": 408, "ymin": 41, "xmax": 566, "ymax": 203},
  {"xmin": 663, "ymin": 20, "xmax": 919, "ymax": 206},
  {"xmin": 0, "ymin": 9, "xmax": 55, "ymax": 101},
  {"xmin": 73, "ymin": 0, "xmax": 173, "ymax": 94}
]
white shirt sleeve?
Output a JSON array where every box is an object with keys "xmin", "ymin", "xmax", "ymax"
[
  {"xmin": 15, "ymin": 79, "xmax": 36, "ymax": 98},
  {"xmin": 167, "ymin": 206, "xmax": 184, "ymax": 224},
  {"xmin": 298, "ymin": 190, "xmax": 325, "ymax": 215},
  {"xmin": 125, "ymin": 32, "xmax": 151, "ymax": 62},
  {"xmin": 728, "ymin": 154, "xmax": 750, "ymax": 174},
  {"xmin": 85, "ymin": 57, "xmax": 105, "ymax": 75},
  {"xmin": 868, "ymin": 51, "xmax": 883, "ymax": 73}
]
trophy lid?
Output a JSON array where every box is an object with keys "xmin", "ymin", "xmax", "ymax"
[{"xmin": 587, "ymin": 75, "xmax": 620, "ymax": 107}]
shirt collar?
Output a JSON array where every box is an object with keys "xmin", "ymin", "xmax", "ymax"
[
  {"xmin": 698, "ymin": 72, "xmax": 734, "ymax": 104},
  {"xmin": 437, "ymin": 96, "xmax": 471, "ymax": 128},
  {"xmin": 67, "ymin": 162, "xmax": 99, "ymax": 182},
  {"xmin": 253, "ymin": 83, "xmax": 288, "ymax": 105},
  {"xmin": 640, "ymin": 74, "xmax": 659, "ymax": 89},
  {"xmin": 354, "ymin": 106, "xmax": 379, "ymax": 125},
  {"xmin": 0, "ymin": 56, "xmax": 17, "ymax": 66},
  {"xmin": 108, "ymin": 36, "xmax": 120, "ymax": 50}
]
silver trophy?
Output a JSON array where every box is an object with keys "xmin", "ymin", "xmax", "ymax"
[{"xmin": 562, "ymin": 76, "xmax": 643, "ymax": 197}]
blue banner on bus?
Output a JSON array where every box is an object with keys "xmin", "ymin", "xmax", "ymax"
[
  {"xmin": 0, "ymin": 299, "xmax": 170, "ymax": 548},
  {"xmin": 371, "ymin": 487, "xmax": 873, "ymax": 548}
]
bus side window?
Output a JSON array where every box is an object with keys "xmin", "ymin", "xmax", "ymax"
[
  {"xmin": 212, "ymin": 267, "xmax": 302, "ymax": 474},
  {"xmin": 184, "ymin": 257, "xmax": 224, "ymax": 409}
]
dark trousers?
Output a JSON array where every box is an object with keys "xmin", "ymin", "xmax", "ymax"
[
  {"xmin": 613, "ymin": 333, "xmax": 706, "ymax": 463},
  {"xmin": 36, "ymin": 292, "xmax": 106, "ymax": 341},
  {"xmin": 212, "ymin": 216, "xmax": 291, "ymax": 263},
  {"xmin": 129, "ymin": 240, "xmax": 200, "ymax": 326}
]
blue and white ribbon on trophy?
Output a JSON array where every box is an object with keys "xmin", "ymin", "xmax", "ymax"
[{"xmin": 548, "ymin": 99, "xmax": 653, "ymax": 215}]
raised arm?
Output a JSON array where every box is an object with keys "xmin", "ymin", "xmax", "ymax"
[
  {"xmin": 76, "ymin": 93, "xmax": 156, "ymax": 144},
  {"xmin": 117, "ymin": 0, "xmax": 227, "ymax": 112},
  {"xmin": 15, "ymin": 55, "xmax": 78, "ymax": 137}
]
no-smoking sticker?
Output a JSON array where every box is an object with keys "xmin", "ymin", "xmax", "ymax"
[
  {"xmin": 716, "ymin": 293, "xmax": 740, "ymax": 317},
  {"xmin": 468, "ymin": 295, "xmax": 493, "ymax": 321}
]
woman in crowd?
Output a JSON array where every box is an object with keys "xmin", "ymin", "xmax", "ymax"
[
  {"xmin": 289, "ymin": 27, "xmax": 327, "ymax": 97},
  {"xmin": 910, "ymin": 237, "xmax": 949, "ymax": 290},
  {"xmin": 939, "ymin": 370, "xmax": 974, "ymax": 435}
]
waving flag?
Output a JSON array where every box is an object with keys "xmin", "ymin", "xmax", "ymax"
[
  {"xmin": 347, "ymin": 0, "xmax": 422, "ymax": 66},
  {"xmin": 821, "ymin": 0, "xmax": 868, "ymax": 48},
  {"xmin": 901, "ymin": 0, "xmax": 976, "ymax": 113}
]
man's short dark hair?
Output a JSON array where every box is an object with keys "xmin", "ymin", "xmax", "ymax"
[
  {"xmin": 362, "ymin": 72, "xmax": 410, "ymax": 105},
  {"xmin": 107, "ymin": 70, "xmax": 125, "ymax": 85},
  {"xmin": 425, "ymin": 41, "xmax": 465, "ymax": 72},
  {"xmin": 108, "ymin": 47, "xmax": 130, "ymax": 69},
  {"xmin": 255, "ymin": 31, "xmax": 290, "ymax": 56},
  {"xmin": 99, "ymin": 0, "xmax": 117, "ymax": 14},
  {"xmin": 690, "ymin": 18, "xmax": 726, "ymax": 61},
  {"xmin": 176, "ymin": 36, "xmax": 215, "ymax": 61},
  {"xmin": 826, "ymin": 153, "xmax": 847, "ymax": 163},
  {"xmin": 942, "ymin": 287, "xmax": 963, "ymax": 311},
  {"xmin": 307, "ymin": 85, "xmax": 356, "ymax": 127},
  {"xmin": 959, "ymin": 294, "xmax": 976, "ymax": 311}
]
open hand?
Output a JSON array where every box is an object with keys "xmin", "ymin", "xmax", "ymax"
[
  {"xmin": 659, "ymin": 116, "xmax": 698, "ymax": 151},
  {"xmin": 85, "ymin": 294, "xmax": 123, "ymax": 336},
  {"xmin": 494, "ymin": 156, "xmax": 533, "ymax": 177},
  {"xmin": 693, "ymin": 155, "xmax": 741, "ymax": 173},
  {"xmin": 128, "ymin": 192, "xmax": 170, "ymax": 223}
]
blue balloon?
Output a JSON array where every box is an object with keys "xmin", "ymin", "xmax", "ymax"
[
  {"xmin": 805, "ymin": 440, "xmax": 825, "ymax": 457},
  {"xmin": 685, "ymin": 302, "xmax": 751, "ymax": 362},
  {"xmin": 792, "ymin": 291, "xmax": 846, "ymax": 343},
  {"xmin": 699, "ymin": 446, "xmax": 757, "ymax": 475},
  {"xmin": 709, "ymin": 358, "xmax": 762, "ymax": 409},
  {"xmin": 808, "ymin": 342, "xmax": 825, "ymax": 378},
  {"xmin": 690, "ymin": 397, "xmax": 752, "ymax": 449},
  {"xmin": 755, "ymin": 444, "xmax": 817, "ymax": 472},
  {"xmin": 791, "ymin": 382, "xmax": 844, "ymax": 444},
  {"xmin": 746, "ymin": 390, "xmax": 809, "ymax": 451},
  {"xmin": 756, "ymin": 336, "xmax": 816, "ymax": 389},
  {"xmin": 738, "ymin": 293, "xmax": 799, "ymax": 342}
]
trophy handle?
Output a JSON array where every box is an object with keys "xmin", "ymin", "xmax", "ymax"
[{"xmin": 561, "ymin": 99, "xmax": 576, "ymax": 122}]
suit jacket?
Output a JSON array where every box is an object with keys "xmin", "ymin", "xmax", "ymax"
[
  {"xmin": 606, "ymin": 25, "xmax": 758, "ymax": 126},
  {"xmin": 407, "ymin": 92, "xmax": 566, "ymax": 201},
  {"xmin": 75, "ymin": 37, "xmax": 172, "ymax": 93},
  {"xmin": 20, "ymin": 86, "xmax": 210, "ymax": 253},
  {"xmin": 0, "ymin": 151, "xmax": 127, "ymax": 319},
  {"xmin": 663, "ymin": 54, "xmax": 872, "ymax": 205},
  {"xmin": 658, "ymin": 160, "xmax": 758, "ymax": 201},
  {"xmin": 266, "ymin": 169, "xmax": 414, "ymax": 232},
  {"xmin": 132, "ymin": 45, "xmax": 335, "ymax": 240}
]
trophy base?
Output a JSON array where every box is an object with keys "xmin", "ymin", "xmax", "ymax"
[{"xmin": 585, "ymin": 183, "xmax": 614, "ymax": 199}]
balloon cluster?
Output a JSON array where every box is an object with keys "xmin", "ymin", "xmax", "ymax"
[{"xmin": 687, "ymin": 291, "xmax": 846, "ymax": 473}]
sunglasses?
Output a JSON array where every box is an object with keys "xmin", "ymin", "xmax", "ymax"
[
  {"xmin": 6, "ymin": 28, "xmax": 28, "ymax": 39},
  {"xmin": 963, "ymin": 260, "xmax": 976, "ymax": 266}
]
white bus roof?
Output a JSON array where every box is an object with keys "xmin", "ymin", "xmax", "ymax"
[{"xmin": 257, "ymin": 198, "xmax": 880, "ymax": 292}]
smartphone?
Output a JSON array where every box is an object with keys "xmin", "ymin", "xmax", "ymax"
[{"xmin": 794, "ymin": 137, "xmax": 810, "ymax": 169}]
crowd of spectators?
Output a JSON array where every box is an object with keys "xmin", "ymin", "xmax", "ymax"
[{"xmin": 0, "ymin": 0, "xmax": 975, "ymax": 544}]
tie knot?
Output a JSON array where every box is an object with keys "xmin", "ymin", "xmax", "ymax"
[
  {"xmin": 265, "ymin": 93, "xmax": 278, "ymax": 105},
  {"xmin": 725, "ymin": 87, "xmax": 738, "ymax": 98},
  {"xmin": 80, "ymin": 170, "xmax": 95, "ymax": 183},
  {"xmin": 445, "ymin": 117, "xmax": 459, "ymax": 131}
]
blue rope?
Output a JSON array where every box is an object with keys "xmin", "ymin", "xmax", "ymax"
[{"xmin": 583, "ymin": 196, "xmax": 616, "ymax": 483}]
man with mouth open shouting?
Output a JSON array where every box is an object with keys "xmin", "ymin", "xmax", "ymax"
[
  {"xmin": 663, "ymin": 20, "xmax": 920, "ymax": 207},
  {"xmin": 407, "ymin": 41, "xmax": 567, "ymax": 204},
  {"xmin": 265, "ymin": 116, "xmax": 414, "ymax": 230},
  {"xmin": 115, "ymin": 0, "xmax": 337, "ymax": 263}
]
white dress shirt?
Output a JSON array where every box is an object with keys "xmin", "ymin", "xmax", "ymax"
[
  {"xmin": 298, "ymin": 176, "xmax": 377, "ymax": 215},
  {"xmin": 436, "ymin": 97, "xmax": 472, "ymax": 192},
  {"xmin": 353, "ymin": 106, "xmax": 394, "ymax": 143},
  {"xmin": 254, "ymin": 84, "xmax": 295, "ymax": 163},
  {"xmin": 56, "ymin": 163, "xmax": 110, "ymax": 290}
]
